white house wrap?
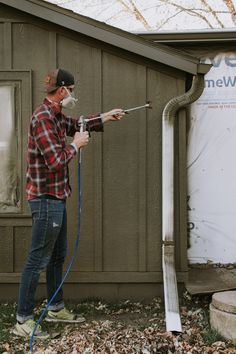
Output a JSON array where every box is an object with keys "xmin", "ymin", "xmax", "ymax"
[{"xmin": 188, "ymin": 52, "xmax": 236, "ymax": 264}]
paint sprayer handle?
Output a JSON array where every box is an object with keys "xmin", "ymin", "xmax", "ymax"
[{"xmin": 79, "ymin": 116, "xmax": 86, "ymax": 163}]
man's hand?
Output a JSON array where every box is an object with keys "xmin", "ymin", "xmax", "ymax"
[
  {"xmin": 72, "ymin": 131, "xmax": 89, "ymax": 149},
  {"xmin": 101, "ymin": 108, "xmax": 125, "ymax": 123}
]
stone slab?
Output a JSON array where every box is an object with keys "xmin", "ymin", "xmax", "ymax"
[
  {"xmin": 212, "ymin": 290, "xmax": 236, "ymax": 314},
  {"xmin": 186, "ymin": 268, "xmax": 236, "ymax": 294}
]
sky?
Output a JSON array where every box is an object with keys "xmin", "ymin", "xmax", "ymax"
[{"xmin": 44, "ymin": 0, "xmax": 236, "ymax": 32}]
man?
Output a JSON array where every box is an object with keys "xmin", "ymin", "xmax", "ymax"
[{"xmin": 13, "ymin": 68, "xmax": 124, "ymax": 338}]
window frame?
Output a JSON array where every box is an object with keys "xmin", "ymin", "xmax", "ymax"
[
  {"xmin": 0, "ymin": 82, "xmax": 20, "ymax": 213},
  {"xmin": 0, "ymin": 71, "xmax": 32, "ymax": 218}
]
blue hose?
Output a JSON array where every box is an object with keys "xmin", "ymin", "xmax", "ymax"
[{"xmin": 29, "ymin": 160, "xmax": 82, "ymax": 353}]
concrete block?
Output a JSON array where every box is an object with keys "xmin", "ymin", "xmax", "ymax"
[
  {"xmin": 212, "ymin": 290, "xmax": 236, "ymax": 313},
  {"xmin": 210, "ymin": 291, "xmax": 236, "ymax": 340}
]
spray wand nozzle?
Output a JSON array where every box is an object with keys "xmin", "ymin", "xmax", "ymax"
[{"xmin": 123, "ymin": 101, "xmax": 152, "ymax": 114}]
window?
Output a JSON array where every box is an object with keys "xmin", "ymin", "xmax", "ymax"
[
  {"xmin": 0, "ymin": 71, "xmax": 31, "ymax": 215},
  {"xmin": 0, "ymin": 84, "xmax": 20, "ymax": 212}
]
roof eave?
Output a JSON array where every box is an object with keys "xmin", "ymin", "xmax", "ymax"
[
  {"xmin": 135, "ymin": 29, "xmax": 236, "ymax": 44},
  {"xmin": 0, "ymin": 0, "xmax": 210, "ymax": 75}
]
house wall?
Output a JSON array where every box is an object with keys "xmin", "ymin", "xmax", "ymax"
[{"xmin": 0, "ymin": 4, "xmax": 188, "ymax": 301}]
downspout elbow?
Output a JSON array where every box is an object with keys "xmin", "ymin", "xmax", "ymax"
[{"xmin": 163, "ymin": 74, "xmax": 205, "ymax": 122}]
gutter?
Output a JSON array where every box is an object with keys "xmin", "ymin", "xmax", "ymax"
[
  {"xmin": 162, "ymin": 74, "xmax": 205, "ymax": 332},
  {"xmin": 135, "ymin": 29, "xmax": 236, "ymax": 44}
]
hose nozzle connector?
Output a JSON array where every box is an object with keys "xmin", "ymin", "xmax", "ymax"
[{"xmin": 79, "ymin": 116, "xmax": 87, "ymax": 133}]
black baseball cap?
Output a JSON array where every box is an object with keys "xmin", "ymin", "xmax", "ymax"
[{"xmin": 44, "ymin": 68, "xmax": 75, "ymax": 93}]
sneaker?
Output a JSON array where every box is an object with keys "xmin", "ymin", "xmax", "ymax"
[
  {"xmin": 12, "ymin": 319, "xmax": 50, "ymax": 339},
  {"xmin": 45, "ymin": 308, "xmax": 85, "ymax": 323}
]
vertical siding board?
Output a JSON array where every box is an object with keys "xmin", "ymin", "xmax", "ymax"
[
  {"xmin": 0, "ymin": 227, "xmax": 13, "ymax": 272},
  {"xmin": 0, "ymin": 23, "xmax": 4, "ymax": 68},
  {"xmin": 146, "ymin": 69, "xmax": 162, "ymax": 272},
  {"xmin": 137, "ymin": 68, "xmax": 147, "ymax": 272},
  {"xmin": 93, "ymin": 155, "xmax": 103, "ymax": 272},
  {"xmin": 3, "ymin": 22, "xmax": 12, "ymax": 69},
  {"xmin": 93, "ymin": 52, "xmax": 103, "ymax": 272},
  {"xmin": 12, "ymin": 23, "xmax": 52, "ymax": 106},
  {"xmin": 48, "ymin": 31, "xmax": 57, "ymax": 69},
  {"xmin": 57, "ymin": 35, "xmax": 102, "ymax": 271},
  {"xmin": 102, "ymin": 52, "xmax": 146, "ymax": 272}
]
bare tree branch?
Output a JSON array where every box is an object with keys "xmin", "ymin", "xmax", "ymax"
[
  {"xmin": 105, "ymin": 9, "xmax": 129, "ymax": 22},
  {"xmin": 117, "ymin": 0, "xmax": 152, "ymax": 30},
  {"xmin": 156, "ymin": 9, "xmax": 185, "ymax": 30},
  {"xmin": 223, "ymin": 0, "xmax": 236, "ymax": 25},
  {"xmin": 47, "ymin": 0, "xmax": 236, "ymax": 30},
  {"xmin": 200, "ymin": 0, "xmax": 224, "ymax": 27},
  {"xmin": 95, "ymin": 3, "xmax": 116, "ymax": 18},
  {"xmin": 158, "ymin": 0, "xmax": 214, "ymax": 28},
  {"xmin": 144, "ymin": 3, "xmax": 228, "ymax": 15}
]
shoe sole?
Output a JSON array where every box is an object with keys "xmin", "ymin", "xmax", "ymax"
[
  {"xmin": 45, "ymin": 317, "xmax": 85, "ymax": 323},
  {"xmin": 12, "ymin": 329, "xmax": 50, "ymax": 340},
  {"xmin": 12, "ymin": 329, "xmax": 26, "ymax": 337}
]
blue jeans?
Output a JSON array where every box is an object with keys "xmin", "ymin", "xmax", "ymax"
[{"xmin": 17, "ymin": 198, "xmax": 67, "ymax": 323}]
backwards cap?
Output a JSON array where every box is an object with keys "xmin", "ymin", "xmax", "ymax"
[{"xmin": 44, "ymin": 68, "xmax": 75, "ymax": 93}]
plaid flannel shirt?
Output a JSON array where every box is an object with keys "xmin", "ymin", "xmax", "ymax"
[{"xmin": 26, "ymin": 98, "xmax": 103, "ymax": 200}]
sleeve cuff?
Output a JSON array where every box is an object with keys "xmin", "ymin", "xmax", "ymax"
[{"xmin": 70, "ymin": 142, "xmax": 78, "ymax": 153}]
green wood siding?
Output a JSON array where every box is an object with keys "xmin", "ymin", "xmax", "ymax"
[
  {"xmin": 102, "ymin": 53, "xmax": 146, "ymax": 272},
  {"xmin": 0, "ymin": 5, "xmax": 188, "ymax": 299},
  {"xmin": 0, "ymin": 24, "xmax": 3, "ymax": 68}
]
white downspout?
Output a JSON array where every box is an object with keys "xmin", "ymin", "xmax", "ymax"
[{"xmin": 162, "ymin": 74, "xmax": 205, "ymax": 332}]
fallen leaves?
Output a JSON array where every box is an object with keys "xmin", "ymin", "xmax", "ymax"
[{"xmin": 1, "ymin": 295, "xmax": 236, "ymax": 353}]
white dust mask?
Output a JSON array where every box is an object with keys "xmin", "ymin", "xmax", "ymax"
[{"xmin": 60, "ymin": 87, "xmax": 78, "ymax": 109}]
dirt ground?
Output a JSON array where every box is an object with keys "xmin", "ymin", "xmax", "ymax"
[{"xmin": 1, "ymin": 293, "xmax": 236, "ymax": 354}]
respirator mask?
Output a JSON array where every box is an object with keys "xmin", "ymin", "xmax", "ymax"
[{"xmin": 60, "ymin": 87, "xmax": 78, "ymax": 109}]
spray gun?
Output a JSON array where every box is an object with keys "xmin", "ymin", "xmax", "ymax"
[
  {"xmin": 78, "ymin": 101, "xmax": 152, "ymax": 160},
  {"xmin": 79, "ymin": 101, "xmax": 152, "ymax": 128},
  {"xmin": 78, "ymin": 101, "xmax": 152, "ymax": 152}
]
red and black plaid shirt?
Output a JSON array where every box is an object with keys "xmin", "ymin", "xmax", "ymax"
[{"xmin": 26, "ymin": 98, "xmax": 103, "ymax": 200}]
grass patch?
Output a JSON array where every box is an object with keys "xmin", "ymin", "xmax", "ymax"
[{"xmin": 202, "ymin": 327, "xmax": 226, "ymax": 345}]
